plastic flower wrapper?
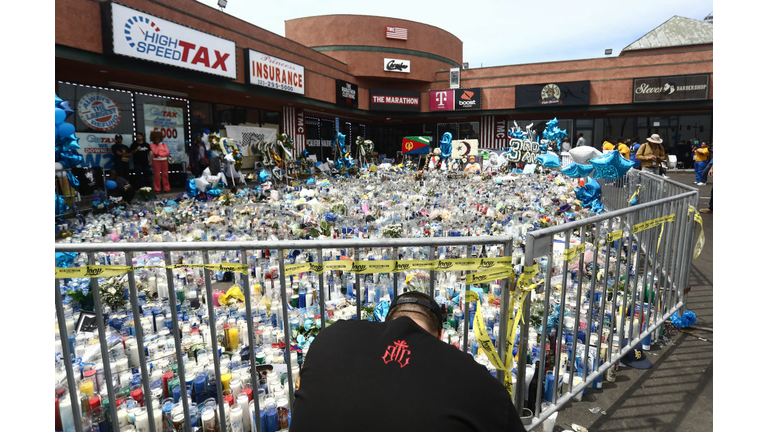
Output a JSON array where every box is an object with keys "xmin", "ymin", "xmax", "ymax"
[
  {"xmin": 670, "ymin": 310, "xmax": 697, "ymax": 328},
  {"xmin": 404, "ymin": 272, "xmax": 430, "ymax": 293}
]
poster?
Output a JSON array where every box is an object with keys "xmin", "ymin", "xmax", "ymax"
[
  {"xmin": 75, "ymin": 133, "xmax": 133, "ymax": 170},
  {"xmin": 143, "ymin": 104, "xmax": 185, "ymax": 163},
  {"xmin": 224, "ymin": 125, "xmax": 278, "ymax": 157},
  {"xmin": 451, "ymin": 139, "xmax": 479, "ymax": 160}
]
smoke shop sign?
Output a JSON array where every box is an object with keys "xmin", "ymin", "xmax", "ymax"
[
  {"xmin": 108, "ymin": 2, "xmax": 237, "ymax": 79},
  {"xmin": 247, "ymin": 50, "xmax": 305, "ymax": 95},
  {"xmin": 633, "ymin": 74, "xmax": 709, "ymax": 103}
]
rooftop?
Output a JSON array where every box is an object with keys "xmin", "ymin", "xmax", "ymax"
[{"xmin": 623, "ymin": 15, "xmax": 713, "ymax": 51}]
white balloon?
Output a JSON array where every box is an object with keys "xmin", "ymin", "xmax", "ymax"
[
  {"xmin": 195, "ymin": 177, "xmax": 210, "ymax": 192},
  {"xmin": 568, "ymin": 147, "xmax": 602, "ymax": 165}
]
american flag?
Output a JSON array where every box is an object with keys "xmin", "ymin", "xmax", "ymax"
[{"xmin": 386, "ymin": 26, "xmax": 408, "ymax": 41}]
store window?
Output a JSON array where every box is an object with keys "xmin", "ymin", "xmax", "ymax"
[{"xmin": 135, "ymin": 94, "xmax": 188, "ymax": 164}]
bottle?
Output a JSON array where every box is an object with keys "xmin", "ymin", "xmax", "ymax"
[
  {"xmin": 277, "ymin": 397, "xmax": 290, "ymax": 429},
  {"xmin": 264, "ymin": 398, "xmax": 278, "ymax": 432}
]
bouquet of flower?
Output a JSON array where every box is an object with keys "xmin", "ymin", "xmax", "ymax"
[
  {"xmin": 138, "ymin": 187, "xmax": 156, "ymax": 201},
  {"xmin": 383, "ymin": 223, "xmax": 403, "ymax": 238}
]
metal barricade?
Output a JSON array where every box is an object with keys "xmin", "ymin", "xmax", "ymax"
[{"xmin": 54, "ymin": 171, "xmax": 700, "ymax": 432}]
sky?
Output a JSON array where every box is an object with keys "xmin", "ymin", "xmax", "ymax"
[{"xmin": 195, "ymin": 0, "xmax": 713, "ymax": 67}]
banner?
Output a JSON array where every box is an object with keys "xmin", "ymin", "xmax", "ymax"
[
  {"xmin": 143, "ymin": 104, "xmax": 185, "ymax": 162},
  {"xmin": 247, "ymin": 50, "xmax": 305, "ymax": 95},
  {"xmin": 451, "ymin": 139, "xmax": 479, "ymax": 160},
  {"xmin": 515, "ymin": 81, "xmax": 590, "ymax": 108},
  {"xmin": 402, "ymin": 136, "xmax": 431, "ymax": 155},
  {"xmin": 480, "ymin": 115, "xmax": 507, "ymax": 150},
  {"xmin": 108, "ymin": 2, "xmax": 237, "ymax": 79},
  {"xmin": 75, "ymin": 133, "xmax": 133, "ymax": 170},
  {"xmin": 225, "ymin": 125, "xmax": 277, "ymax": 157},
  {"xmin": 505, "ymin": 138, "xmax": 542, "ymax": 164}
]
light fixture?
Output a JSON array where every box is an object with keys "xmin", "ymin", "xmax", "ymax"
[
  {"xmin": 218, "ymin": 0, "xmax": 227, "ymax": 9},
  {"xmin": 605, "ymin": 49, "xmax": 613, "ymax": 55}
]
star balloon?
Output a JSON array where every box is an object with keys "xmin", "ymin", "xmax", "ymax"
[
  {"xmin": 560, "ymin": 162, "xmax": 594, "ymax": 178},
  {"xmin": 590, "ymin": 150, "xmax": 635, "ymax": 179},
  {"xmin": 537, "ymin": 151, "xmax": 561, "ymax": 168}
]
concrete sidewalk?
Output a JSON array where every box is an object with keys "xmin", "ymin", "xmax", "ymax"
[{"xmin": 532, "ymin": 169, "xmax": 713, "ymax": 432}]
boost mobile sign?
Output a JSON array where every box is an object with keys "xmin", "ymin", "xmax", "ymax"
[{"xmin": 107, "ymin": 2, "xmax": 237, "ymax": 79}]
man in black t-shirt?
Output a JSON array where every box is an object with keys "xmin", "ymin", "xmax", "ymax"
[
  {"xmin": 290, "ymin": 291, "xmax": 526, "ymax": 432},
  {"xmin": 130, "ymin": 132, "xmax": 152, "ymax": 188},
  {"xmin": 111, "ymin": 135, "xmax": 132, "ymax": 180}
]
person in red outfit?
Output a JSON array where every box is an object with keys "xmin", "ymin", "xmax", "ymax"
[{"xmin": 149, "ymin": 131, "xmax": 171, "ymax": 193}]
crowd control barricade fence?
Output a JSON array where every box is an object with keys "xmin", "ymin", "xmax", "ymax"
[{"xmin": 54, "ymin": 170, "xmax": 701, "ymax": 432}]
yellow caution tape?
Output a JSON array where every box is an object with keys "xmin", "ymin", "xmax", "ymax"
[
  {"xmin": 688, "ymin": 206, "xmax": 705, "ymax": 259},
  {"xmin": 55, "ymin": 262, "xmax": 248, "ymax": 279},
  {"xmin": 563, "ymin": 244, "xmax": 586, "ymax": 263},
  {"xmin": 285, "ymin": 256, "xmax": 512, "ymax": 277},
  {"xmin": 607, "ymin": 230, "xmax": 623, "ymax": 243}
]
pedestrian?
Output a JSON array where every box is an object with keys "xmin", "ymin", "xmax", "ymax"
[
  {"xmin": 635, "ymin": 134, "xmax": 667, "ymax": 175},
  {"xmin": 149, "ymin": 131, "xmax": 171, "ymax": 193},
  {"xmin": 130, "ymin": 132, "xmax": 152, "ymax": 188},
  {"xmin": 701, "ymin": 142, "xmax": 713, "ymax": 185},
  {"xmin": 561, "ymin": 137, "xmax": 572, "ymax": 152},
  {"xmin": 602, "ymin": 136, "xmax": 615, "ymax": 152},
  {"xmin": 188, "ymin": 133, "xmax": 202, "ymax": 177},
  {"xmin": 290, "ymin": 290, "xmax": 527, "ymax": 432},
  {"xmin": 693, "ymin": 142, "xmax": 710, "ymax": 186},
  {"xmin": 700, "ymin": 163, "xmax": 713, "ymax": 213},
  {"xmin": 575, "ymin": 133, "xmax": 586, "ymax": 147},
  {"xmin": 111, "ymin": 134, "xmax": 132, "ymax": 179},
  {"xmin": 105, "ymin": 169, "xmax": 135, "ymax": 204},
  {"xmin": 617, "ymin": 139, "xmax": 630, "ymax": 159},
  {"xmin": 629, "ymin": 136, "xmax": 643, "ymax": 169}
]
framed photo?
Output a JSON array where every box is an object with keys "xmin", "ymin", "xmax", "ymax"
[{"xmin": 76, "ymin": 311, "xmax": 99, "ymax": 333}]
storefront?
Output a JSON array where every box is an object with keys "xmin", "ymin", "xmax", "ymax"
[{"xmin": 56, "ymin": 0, "xmax": 713, "ymax": 175}]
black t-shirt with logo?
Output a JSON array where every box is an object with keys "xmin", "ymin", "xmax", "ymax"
[
  {"xmin": 290, "ymin": 317, "xmax": 526, "ymax": 432},
  {"xmin": 131, "ymin": 141, "xmax": 151, "ymax": 166}
]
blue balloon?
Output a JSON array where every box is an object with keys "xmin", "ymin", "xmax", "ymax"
[
  {"xmin": 258, "ymin": 169, "xmax": 270, "ymax": 183},
  {"xmin": 186, "ymin": 179, "xmax": 198, "ymax": 196},
  {"xmin": 590, "ymin": 150, "xmax": 635, "ymax": 179},
  {"xmin": 560, "ymin": 162, "xmax": 594, "ymax": 178},
  {"xmin": 106, "ymin": 180, "xmax": 117, "ymax": 190},
  {"xmin": 58, "ymin": 101, "xmax": 74, "ymax": 118},
  {"xmin": 537, "ymin": 152, "xmax": 561, "ymax": 168},
  {"xmin": 57, "ymin": 122, "xmax": 75, "ymax": 138},
  {"xmin": 55, "ymin": 108, "xmax": 66, "ymax": 125},
  {"xmin": 440, "ymin": 132, "xmax": 453, "ymax": 159}
]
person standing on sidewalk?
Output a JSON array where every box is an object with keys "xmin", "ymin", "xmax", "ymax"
[
  {"xmin": 149, "ymin": 131, "xmax": 171, "ymax": 193},
  {"xmin": 693, "ymin": 142, "xmax": 710, "ymax": 186},
  {"xmin": 636, "ymin": 134, "xmax": 667, "ymax": 175},
  {"xmin": 700, "ymin": 162, "xmax": 713, "ymax": 213},
  {"xmin": 130, "ymin": 132, "xmax": 152, "ymax": 188}
]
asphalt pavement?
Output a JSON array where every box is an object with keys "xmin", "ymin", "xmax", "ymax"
[{"xmin": 531, "ymin": 169, "xmax": 713, "ymax": 432}]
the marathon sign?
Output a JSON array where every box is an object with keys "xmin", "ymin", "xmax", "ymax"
[
  {"xmin": 515, "ymin": 81, "xmax": 590, "ymax": 108},
  {"xmin": 106, "ymin": 2, "xmax": 237, "ymax": 79},
  {"xmin": 384, "ymin": 58, "xmax": 410, "ymax": 73},
  {"xmin": 429, "ymin": 88, "xmax": 482, "ymax": 111},
  {"xmin": 633, "ymin": 74, "xmax": 710, "ymax": 103},
  {"xmin": 370, "ymin": 89, "xmax": 421, "ymax": 112},
  {"xmin": 247, "ymin": 50, "xmax": 305, "ymax": 95},
  {"xmin": 335, "ymin": 80, "xmax": 359, "ymax": 108}
]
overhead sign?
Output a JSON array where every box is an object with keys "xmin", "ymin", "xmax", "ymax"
[
  {"xmin": 429, "ymin": 88, "xmax": 482, "ymax": 111},
  {"xmin": 515, "ymin": 81, "xmax": 590, "ymax": 108},
  {"xmin": 384, "ymin": 58, "xmax": 410, "ymax": 73},
  {"xmin": 247, "ymin": 50, "xmax": 305, "ymax": 95},
  {"xmin": 402, "ymin": 136, "xmax": 431, "ymax": 155},
  {"xmin": 107, "ymin": 2, "xmax": 237, "ymax": 79},
  {"xmin": 370, "ymin": 89, "xmax": 420, "ymax": 112},
  {"xmin": 386, "ymin": 26, "xmax": 408, "ymax": 41},
  {"xmin": 335, "ymin": 80, "xmax": 359, "ymax": 108},
  {"xmin": 633, "ymin": 74, "xmax": 710, "ymax": 103},
  {"xmin": 449, "ymin": 68, "xmax": 460, "ymax": 89}
]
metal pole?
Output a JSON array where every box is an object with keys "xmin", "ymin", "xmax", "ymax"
[
  {"xmin": 125, "ymin": 251, "xmax": 157, "ymax": 432},
  {"xmin": 278, "ymin": 250, "xmax": 296, "ymax": 406},
  {"xmin": 163, "ymin": 251, "xmax": 191, "ymax": 432},
  {"xmin": 54, "ymin": 278, "xmax": 84, "ymax": 432},
  {"xmin": 316, "ymin": 248, "xmax": 326, "ymax": 329},
  {"xmin": 202, "ymin": 251, "xmax": 226, "ymax": 432},
  {"xmin": 241, "ymin": 249, "xmax": 263, "ymax": 432}
]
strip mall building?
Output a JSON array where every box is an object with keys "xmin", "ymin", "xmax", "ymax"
[{"xmin": 56, "ymin": 0, "xmax": 713, "ymax": 171}]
